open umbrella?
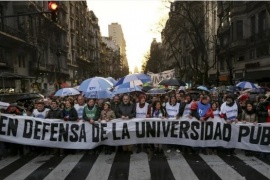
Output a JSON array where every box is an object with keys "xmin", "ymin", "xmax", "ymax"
[
  {"xmin": 83, "ymin": 90, "xmax": 112, "ymax": 99},
  {"xmin": 115, "ymin": 73, "xmax": 150, "ymax": 86},
  {"xmin": 158, "ymin": 78, "xmax": 186, "ymax": 86},
  {"xmin": 236, "ymin": 81, "xmax": 257, "ymax": 89},
  {"xmin": 146, "ymin": 88, "xmax": 166, "ymax": 95},
  {"xmin": 112, "ymin": 86, "xmax": 142, "ymax": 96},
  {"xmin": 115, "ymin": 80, "xmax": 143, "ymax": 89},
  {"xmin": 78, "ymin": 77, "xmax": 113, "ymax": 92},
  {"xmin": 197, "ymin": 85, "xmax": 209, "ymax": 92},
  {"xmin": 106, "ymin": 77, "xmax": 117, "ymax": 85},
  {"xmin": 54, "ymin": 88, "xmax": 80, "ymax": 97}
]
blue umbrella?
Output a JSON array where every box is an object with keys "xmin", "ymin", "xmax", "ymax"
[
  {"xmin": 54, "ymin": 88, "xmax": 80, "ymax": 97},
  {"xmin": 115, "ymin": 80, "xmax": 143, "ymax": 89},
  {"xmin": 78, "ymin": 77, "xmax": 113, "ymax": 92},
  {"xmin": 112, "ymin": 86, "xmax": 142, "ymax": 96},
  {"xmin": 236, "ymin": 81, "xmax": 257, "ymax": 89},
  {"xmin": 106, "ymin": 77, "xmax": 117, "ymax": 85},
  {"xmin": 115, "ymin": 73, "xmax": 150, "ymax": 86},
  {"xmin": 83, "ymin": 90, "xmax": 112, "ymax": 99},
  {"xmin": 197, "ymin": 85, "xmax": 209, "ymax": 92}
]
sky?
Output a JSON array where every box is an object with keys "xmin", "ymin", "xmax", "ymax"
[{"xmin": 86, "ymin": 0, "xmax": 170, "ymax": 73}]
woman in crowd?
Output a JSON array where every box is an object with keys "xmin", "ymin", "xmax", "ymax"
[
  {"xmin": 99, "ymin": 101, "xmax": 116, "ymax": 155},
  {"xmin": 135, "ymin": 94, "xmax": 151, "ymax": 153},
  {"xmin": 151, "ymin": 100, "xmax": 167, "ymax": 154},
  {"xmin": 63, "ymin": 99, "xmax": 78, "ymax": 121}
]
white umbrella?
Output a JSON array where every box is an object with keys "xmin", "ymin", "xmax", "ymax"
[
  {"xmin": 54, "ymin": 88, "xmax": 80, "ymax": 97},
  {"xmin": 78, "ymin": 77, "xmax": 113, "ymax": 92}
]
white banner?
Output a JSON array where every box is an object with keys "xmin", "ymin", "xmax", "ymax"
[
  {"xmin": 0, "ymin": 113, "xmax": 270, "ymax": 152},
  {"xmin": 147, "ymin": 69, "xmax": 175, "ymax": 87}
]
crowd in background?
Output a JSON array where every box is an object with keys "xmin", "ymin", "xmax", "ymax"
[{"xmin": 0, "ymin": 88, "xmax": 269, "ymax": 160}]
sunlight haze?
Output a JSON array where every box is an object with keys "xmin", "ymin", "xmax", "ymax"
[{"xmin": 87, "ymin": 0, "xmax": 169, "ymax": 73}]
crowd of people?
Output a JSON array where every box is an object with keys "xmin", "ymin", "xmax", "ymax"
[{"xmin": 0, "ymin": 88, "xmax": 269, "ymax": 159}]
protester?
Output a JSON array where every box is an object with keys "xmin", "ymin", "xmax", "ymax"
[
  {"xmin": 74, "ymin": 95, "xmax": 86, "ymax": 120},
  {"xmin": 63, "ymin": 99, "xmax": 78, "ymax": 121},
  {"xmin": 220, "ymin": 93, "xmax": 242, "ymax": 156},
  {"xmin": 135, "ymin": 94, "xmax": 150, "ymax": 153},
  {"xmin": 32, "ymin": 101, "xmax": 50, "ymax": 119},
  {"xmin": 190, "ymin": 95, "xmax": 213, "ymax": 155},
  {"xmin": 99, "ymin": 101, "xmax": 116, "ymax": 155},
  {"xmin": 83, "ymin": 98, "xmax": 101, "ymax": 154},
  {"xmin": 165, "ymin": 95, "xmax": 181, "ymax": 153},
  {"xmin": 116, "ymin": 94, "xmax": 136, "ymax": 154},
  {"xmin": 151, "ymin": 100, "xmax": 167, "ymax": 154}
]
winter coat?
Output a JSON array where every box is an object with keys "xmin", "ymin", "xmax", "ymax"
[
  {"xmin": 46, "ymin": 108, "xmax": 63, "ymax": 119},
  {"xmin": 116, "ymin": 103, "xmax": 136, "ymax": 119},
  {"xmin": 100, "ymin": 109, "xmax": 116, "ymax": 120},
  {"xmin": 63, "ymin": 107, "xmax": 78, "ymax": 121}
]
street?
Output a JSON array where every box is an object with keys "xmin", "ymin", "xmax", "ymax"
[{"xmin": 0, "ymin": 149, "xmax": 269, "ymax": 180}]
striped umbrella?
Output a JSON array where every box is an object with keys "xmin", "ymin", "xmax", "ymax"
[
  {"xmin": 78, "ymin": 77, "xmax": 113, "ymax": 92},
  {"xmin": 236, "ymin": 81, "xmax": 257, "ymax": 89},
  {"xmin": 115, "ymin": 73, "xmax": 150, "ymax": 86}
]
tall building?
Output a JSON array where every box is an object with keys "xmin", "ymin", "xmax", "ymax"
[
  {"xmin": 217, "ymin": 1, "xmax": 270, "ymax": 86},
  {"xmin": 0, "ymin": 1, "xmax": 103, "ymax": 93},
  {"xmin": 101, "ymin": 36, "xmax": 121, "ymax": 78},
  {"xmin": 108, "ymin": 23, "xmax": 129, "ymax": 74}
]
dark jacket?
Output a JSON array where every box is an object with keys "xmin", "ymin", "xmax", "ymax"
[
  {"xmin": 116, "ymin": 103, "xmax": 136, "ymax": 118},
  {"xmin": 46, "ymin": 108, "xmax": 63, "ymax": 119},
  {"xmin": 256, "ymin": 101, "xmax": 269, "ymax": 123},
  {"xmin": 63, "ymin": 107, "xmax": 78, "ymax": 121},
  {"xmin": 178, "ymin": 101, "xmax": 191, "ymax": 117},
  {"xmin": 83, "ymin": 105, "xmax": 101, "ymax": 121}
]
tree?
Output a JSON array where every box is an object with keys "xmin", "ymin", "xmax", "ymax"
[{"xmin": 161, "ymin": 1, "xmax": 218, "ymax": 85}]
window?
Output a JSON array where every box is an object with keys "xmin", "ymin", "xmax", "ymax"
[
  {"xmin": 256, "ymin": 45, "xmax": 269, "ymax": 58},
  {"xmin": 237, "ymin": 55, "xmax": 245, "ymax": 61},
  {"xmin": 249, "ymin": 49, "xmax": 255, "ymax": 59},
  {"xmin": 258, "ymin": 10, "xmax": 266, "ymax": 33},
  {"xmin": 236, "ymin": 20, "xmax": 243, "ymax": 40},
  {"xmin": 18, "ymin": 55, "xmax": 25, "ymax": 68},
  {"xmin": 251, "ymin": 16, "xmax": 255, "ymax": 36}
]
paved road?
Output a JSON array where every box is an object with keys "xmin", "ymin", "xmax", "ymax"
[{"xmin": 0, "ymin": 149, "xmax": 269, "ymax": 180}]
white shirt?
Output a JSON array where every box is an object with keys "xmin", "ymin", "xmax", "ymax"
[
  {"xmin": 74, "ymin": 104, "xmax": 86, "ymax": 119},
  {"xmin": 182, "ymin": 102, "xmax": 192, "ymax": 117},
  {"xmin": 220, "ymin": 102, "xmax": 238, "ymax": 120},
  {"xmin": 136, "ymin": 103, "xmax": 149, "ymax": 118},
  {"xmin": 166, "ymin": 102, "xmax": 180, "ymax": 118},
  {"xmin": 32, "ymin": 108, "xmax": 50, "ymax": 119}
]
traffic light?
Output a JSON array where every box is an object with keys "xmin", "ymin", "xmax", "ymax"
[{"xmin": 48, "ymin": 1, "xmax": 58, "ymax": 23}]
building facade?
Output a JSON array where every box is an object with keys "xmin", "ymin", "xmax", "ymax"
[
  {"xmin": 161, "ymin": 1, "xmax": 218, "ymax": 86},
  {"xmin": 217, "ymin": 1, "xmax": 270, "ymax": 86},
  {"xmin": 108, "ymin": 22, "xmax": 129, "ymax": 75},
  {"xmin": 101, "ymin": 36, "xmax": 121, "ymax": 78},
  {"xmin": 0, "ymin": 1, "xmax": 103, "ymax": 93}
]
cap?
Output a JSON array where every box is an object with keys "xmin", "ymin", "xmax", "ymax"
[{"xmin": 104, "ymin": 101, "xmax": 111, "ymax": 107}]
